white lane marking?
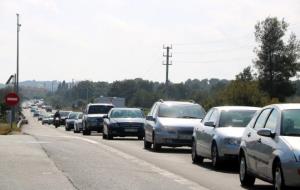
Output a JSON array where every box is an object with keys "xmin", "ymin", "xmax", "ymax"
[{"xmin": 34, "ymin": 134, "xmax": 210, "ymax": 190}]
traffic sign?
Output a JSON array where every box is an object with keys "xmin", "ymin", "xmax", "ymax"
[{"xmin": 5, "ymin": 92, "xmax": 20, "ymax": 106}]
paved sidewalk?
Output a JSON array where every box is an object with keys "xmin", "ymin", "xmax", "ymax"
[{"xmin": 0, "ymin": 134, "xmax": 75, "ymax": 190}]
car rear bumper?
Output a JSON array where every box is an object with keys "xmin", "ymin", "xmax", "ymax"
[{"xmin": 283, "ymin": 161, "xmax": 300, "ymax": 187}]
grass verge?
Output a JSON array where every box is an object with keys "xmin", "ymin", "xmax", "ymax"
[{"xmin": 0, "ymin": 122, "xmax": 20, "ymax": 135}]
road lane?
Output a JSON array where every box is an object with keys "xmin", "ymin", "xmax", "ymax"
[{"xmin": 23, "ymin": 109, "xmax": 273, "ymax": 190}]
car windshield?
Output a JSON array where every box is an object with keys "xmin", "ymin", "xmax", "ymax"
[
  {"xmin": 68, "ymin": 113, "xmax": 78, "ymax": 119},
  {"xmin": 110, "ymin": 109, "xmax": 144, "ymax": 118},
  {"xmin": 60, "ymin": 111, "xmax": 70, "ymax": 117},
  {"xmin": 158, "ymin": 104, "xmax": 205, "ymax": 119},
  {"xmin": 281, "ymin": 109, "xmax": 300, "ymax": 136},
  {"xmin": 88, "ymin": 105, "xmax": 114, "ymax": 114},
  {"xmin": 219, "ymin": 110, "xmax": 257, "ymax": 127}
]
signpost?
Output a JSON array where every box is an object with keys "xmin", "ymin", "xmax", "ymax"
[{"xmin": 4, "ymin": 92, "xmax": 20, "ymax": 128}]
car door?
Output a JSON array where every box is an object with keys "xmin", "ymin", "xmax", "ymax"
[
  {"xmin": 247, "ymin": 108, "xmax": 272, "ymax": 173},
  {"xmin": 256, "ymin": 108, "xmax": 279, "ymax": 179},
  {"xmin": 196, "ymin": 109, "xmax": 214, "ymax": 156},
  {"xmin": 202, "ymin": 109, "xmax": 219, "ymax": 157}
]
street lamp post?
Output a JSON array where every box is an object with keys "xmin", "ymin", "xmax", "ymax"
[{"xmin": 16, "ymin": 13, "xmax": 21, "ymax": 95}]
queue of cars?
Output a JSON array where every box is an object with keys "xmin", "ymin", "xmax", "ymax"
[{"xmin": 28, "ymin": 101, "xmax": 300, "ymax": 190}]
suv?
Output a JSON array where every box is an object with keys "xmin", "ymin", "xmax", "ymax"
[
  {"xmin": 82, "ymin": 103, "xmax": 114, "ymax": 135},
  {"xmin": 144, "ymin": 100, "xmax": 206, "ymax": 151}
]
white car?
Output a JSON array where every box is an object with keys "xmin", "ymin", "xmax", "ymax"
[
  {"xmin": 192, "ymin": 106, "xmax": 259, "ymax": 168},
  {"xmin": 239, "ymin": 104, "xmax": 300, "ymax": 189}
]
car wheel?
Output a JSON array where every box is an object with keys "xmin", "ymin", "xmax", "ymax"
[
  {"xmin": 239, "ymin": 154, "xmax": 255, "ymax": 187},
  {"xmin": 192, "ymin": 140, "xmax": 204, "ymax": 164},
  {"xmin": 82, "ymin": 128, "xmax": 91, "ymax": 135},
  {"xmin": 107, "ymin": 133, "xmax": 113, "ymax": 140},
  {"xmin": 152, "ymin": 133, "xmax": 161, "ymax": 152},
  {"xmin": 274, "ymin": 162, "xmax": 286, "ymax": 190},
  {"xmin": 138, "ymin": 136, "xmax": 143, "ymax": 140},
  {"xmin": 65, "ymin": 125, "xmax": 70, "ymax": 131},
  {"xmin": 211, "ymin": 143, "xmax": 221, "ymax": 168},
  {"xmin": 144, "ymin": 138, "xmax": 151, "ymax": 149}
]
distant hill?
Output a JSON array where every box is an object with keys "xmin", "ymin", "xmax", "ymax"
[{"xmin": 20, "ymin": 80, "xmax": 60, "ymax": 92}]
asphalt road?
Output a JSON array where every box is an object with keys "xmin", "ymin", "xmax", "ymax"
[{"xmin": 20, "ymin": 109, "xmax": 274, "ymax": 190}]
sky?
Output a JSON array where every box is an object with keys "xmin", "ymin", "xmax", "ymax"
[{"xmin": 0, "ymin": 0, "xmax": 299, "ymax": 84}]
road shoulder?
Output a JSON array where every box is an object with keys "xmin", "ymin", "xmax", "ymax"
[{"xmin": 0, "ymin": 135, "xmax": 75, "ymax": 190}]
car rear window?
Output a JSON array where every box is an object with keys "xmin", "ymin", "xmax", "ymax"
[
  {"xmin": 158, "ymin": 104, "xmax": 205, "ymax": 119},
  {"xmin": 88, "ymin": 105, "xmax": 114, "ymax": 114},
  {"xmin": 219, "ymin": 110, "xmax": 257, "ymax": 127}
]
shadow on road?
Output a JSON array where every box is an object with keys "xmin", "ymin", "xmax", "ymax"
[
  {"xmin": 194, "ymin": 160, "xmax": 239, "ymax": 174},
  {"xmin": 149, "ymin": 147, "xmax": 192, "ymax": 154}
]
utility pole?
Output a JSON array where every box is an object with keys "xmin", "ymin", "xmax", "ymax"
[
  {"xmin": 16, "ymin": 13, "xmax": 21, "ymax": 95},
  {"xmin": 163, "ymin": 45, "xmax": 172, "ymax": 96}
]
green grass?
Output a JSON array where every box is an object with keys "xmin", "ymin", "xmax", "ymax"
[{"xmin": 0, "ymin": 122, "xmax": 20, "ymax": 135}]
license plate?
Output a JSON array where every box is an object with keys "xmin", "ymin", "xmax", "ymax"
[
  {"xmin": 125, "ymin": 128, "xmax": 138, "ymax": 132},
  {"xmin": 178, "ymin": 135, "xmax": 191, "ymax": 140}
]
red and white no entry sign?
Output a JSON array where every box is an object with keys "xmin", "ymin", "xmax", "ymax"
[{"xmin": 5, "ymin": 92, "xmax": 20, "ymax": 106}]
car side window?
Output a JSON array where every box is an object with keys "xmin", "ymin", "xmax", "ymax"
[
  {"xmin": 148, "ymin": 103, "xmax": 157, "ymax": 116},
  {"xmin": 253, "ymin": 109, "xmax": 272, "ymax": 130},
  {"xmin": 208, "ymin": 109, "xmax": 218, "ymax": 123},
  {"xmin": 202, "ymin": 109, "xmax": 214, "ymax": 123},
  {"xmin": 264, "ymin": 109, "xmax": 279, "ymax": 132}
]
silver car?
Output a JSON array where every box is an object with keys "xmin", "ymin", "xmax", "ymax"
[
  {"xmin": 74, "ymin": 113, "xmax": 83, "ymax": 133},
  {"xmin": 239, "ymin": 104, "xmax": 300, "ymax": 189},
  {"xmin": 144, "ymin": 100, "xmax": 206, "ymax": 151},
  {"xmin": 192, "ymin": 106, "xmax": 259, "ymax": 168}
]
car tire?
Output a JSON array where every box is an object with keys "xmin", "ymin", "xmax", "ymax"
[
  {"xmin": 274, "ymin": 162, "xmax": 286, "ymax": 190},
  {"xmin": 211, "ymin": 143, "xmax": 221, "ymax": 168},
  {"xmin": 107, "ymin": 133, "xmax": 113, "ymax": 140},
  {"xmin": 152, "ymin": 134, "xmax": 161, "ymax": 152},
  {"xmin": 102, "ymin": 133, "xmax": 107, "ymax": 139},
  {"xmin": 192, "ymin": 140, "xmax": 204, "ymax": 164},
  {"xmin": 65, "ymin": 125, "xmax": 70, "ymax": 131},
  {"xmin": 138, "ymin": 136, "xmax": 143, "ymax": 140},
  {"xmin": 144, "ymin": 138, "xmax": 151, "ymax": 149},
  {"xmin": 82, "ymin": 128, "xmax": 91, "ymax": 135},
  {"xmin": 239, "ymin": 154, "xmax": 255, "ymax": 187}
]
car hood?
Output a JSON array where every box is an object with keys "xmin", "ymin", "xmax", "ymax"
[
  {"xmin": 110, "ymin": 118, "xmax": 145, "ymax": 124},
  {"xmin": 216, "ymin": 127, "xmax": 245, "ymax": 138},
  {"xmin": 87, "ymin": 114, "xmax": 106, "ymax": 118},
  {"xmin": 158, "ymin": 117, "xmax": 201, "ymax": 127},
  {"xmin": 281, "ymin": 136, "xmax": 300, "ymax": 151}
]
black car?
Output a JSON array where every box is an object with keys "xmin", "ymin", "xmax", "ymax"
[
  {"xmin": 103, "ymin": 108, "xmax": 145, "ymax": 140},
  {"xmin": 59, "ymin": 111, "xmax": 71, "ymax": 126}
]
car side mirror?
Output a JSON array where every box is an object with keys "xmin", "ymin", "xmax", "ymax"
[
  {"xmin": 204, "ymin": 121, "xmax": 216, "ymax": 127},
  {"xmin": 257, "ymin": 128, "xmax": 275, "ymax": 138},
  {"xmin": 146, "ymin": 115, "xmax": 156, "ymax": 122}
]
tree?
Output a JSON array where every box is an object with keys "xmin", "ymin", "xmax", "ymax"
[
  {"xmin": 236, "ymin": 66, "xmax": 254, "ymax": 82},
  {"xmin": 254, "ymin": 17, "xmax": 300, "ymax": 101}
]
